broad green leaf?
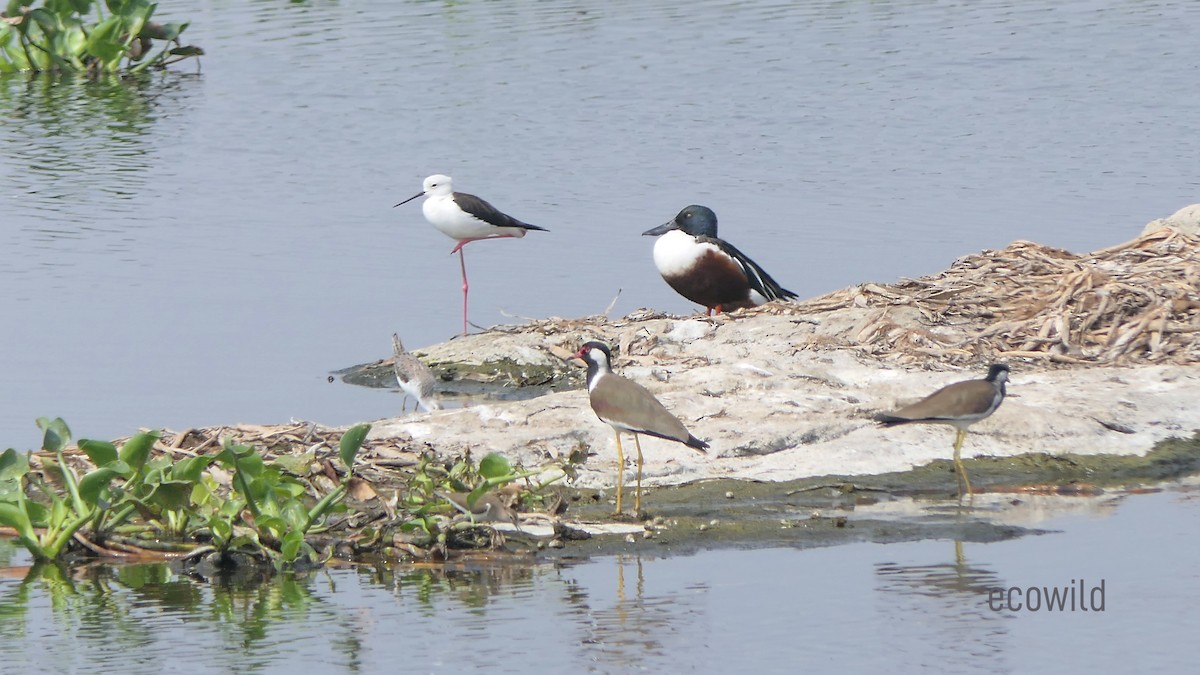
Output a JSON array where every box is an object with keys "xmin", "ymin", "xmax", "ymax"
[
  {"xmin": 271, "ymin": 478, "xmax": 306, "ymax": 500},
  {"xmin": 281, "ymin": 500, "xmax": 308, "ymax": 531},
  {"xmin": 209, "ymin": 517, "xmax": 231, "ymax": 545},
  {"xmin": 478, "ymin": 452, "xmax": 512, "ymax": 480},
  {"xmin": 146, "ymin": 480, "xmax": 192, "ymax": 511},
  {"xmin": 78, "ymin": 467, "xmax": 123, "ymax": 505},
  {"xmin": 339, "ymin": 424, "xmax": 370, "ymax": 471},
  {"xmin": 106, "ymin": 460, "xmax": 131, "ymax": 477},
  {"xmin": 255, "ymin": 514, "xmax": 288, "ymax": 541},
  {"xmin": 280, "ymin": 530, "xmax": 304, "ymax": 562},
  {"xmin": 63, "ymin": 25, "xmax": 86, "ymax": 57},
  {"xmin": 123, "ymin": 6, "xmax": 153, "ymax": 55},
  {"xmin": 217, "ymin": 496, "xmax": 242, "ymax": 518},
  {"xmin": 0, "ymin": 503, "xmax": 40, "ymax": 552},
  {"xmin": 37, "ymin": 417, "xmax": 71, "ymax": 453},
  {"xmin": 48, "ymin": 497, "xmax": 68, "ymax": 528},
  {"xmin": 78, "ymin": 439, "xmax": 119, "ymax": 467},
  {"xmin": 0, "ymin": 503, "xmax": 35, "ymax": 538},
  {"xmin": 142, "ymin": 465, "xmax": 166, "ymax": 486},
  {"xmin": 237, "ymin": 451, "xmax": 265, "ymax": 479},
  {"xmin": 118, "ymin": 430, "xmax": 160, "ymax": 473},
  {"xmin": 21, "ymin": 501, "xmax": 49, "ymax": 527},
  {"xmin": 189, "ymin": 481, "xmax": 211, "ymax": 507},
  {"xmin": 217, "ymin": 440, "xmax": 263, "ymax": 476},
  {"xmin": 244, "ymin": 476, "xmax": 270, "ymax": 502},
  {"xmin": 214, "ymin": 440, "xmax": 239, "ymax": 466},
  {"xmin": 3, "ymin": 40, "xmax": 31, "ymax": 71},
  {"xmin": 255, "ymin": 490, "xmax": 281, "ymax": 518},
  {"xmin": 28, "ymin": 7, "xmax": 59, "ymax": 33},
  {"xmin": 399, "ymin": 517, "xmax": 435, "ymax": 534},
  {"xmin": 171, "ymin": 455, "xmax": 214, "ymax": 483},
  {"xmin": 168, "ymin": 45, "xmax": 204, "ymax": 57},
  {"xmin": 271, "ymin": 452, "xmax": 314, "ymax": 477},
  {"xmin": 84, "ymin": 15, "xmax": 125, "ymax": 66},
  {"xmin": 0, "ymin": 448, "xmax": 28, "ymax": 481}
]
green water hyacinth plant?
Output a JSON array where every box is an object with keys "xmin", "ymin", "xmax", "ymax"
[
  {"xmin": 2, "ymin": 417, "xmax": 574, "ymax": 569},
  {"xmin": 206, "ymin": 423, "xmax": 370, "ymax": 569},
  {"xmin": 0, "ymin": 417, "xmax": 371, "ymax": 572},
  {"xmin": 0, "ymin": 0, "xmax": 202, "ymax": 75},
  {"xmin": 0, "ymin": 418, "xmax": 136, "ymax": 562}
]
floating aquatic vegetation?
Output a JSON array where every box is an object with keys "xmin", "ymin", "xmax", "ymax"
[
  {"xmin": 0, "ymin": 0, "xmax": 203, "ymax": 75},
  {"xmin": 1, "ymin": 417, "xmax": 569, "ymax": 571}
]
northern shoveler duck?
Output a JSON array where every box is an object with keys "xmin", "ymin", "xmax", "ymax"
[{"xmin": 642, "ymin": 205, "xmax": 796, "ymax": 315}]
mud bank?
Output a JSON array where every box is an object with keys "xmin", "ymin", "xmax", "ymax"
[
  {"xmin": 360, "ymin": 317, "xmax": 1199, "ymax": 493},
  {"xmin": 350, "ymin": 226, "xmax": 1200, "ymax": 500}
]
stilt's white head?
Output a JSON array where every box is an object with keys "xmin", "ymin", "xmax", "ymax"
[{"xmin": 421, "ymin": 174, "xmax": 453, "ymax": 197}]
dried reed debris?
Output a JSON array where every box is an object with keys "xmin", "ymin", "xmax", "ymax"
[{"xmin": 781, "ymin": 228, "xmax": 1200, "ymax": 366}]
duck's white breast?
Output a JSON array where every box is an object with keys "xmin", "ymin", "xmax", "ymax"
[{"xmin": 652, "ymin": 230, "xmax": 717, "ymax": 277}]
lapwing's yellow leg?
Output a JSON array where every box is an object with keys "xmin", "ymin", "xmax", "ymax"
[
  {"xmin": 613, "ymin": 431, "xmax": 625, "ymax": 515},
  {"xmin": 952, "ymin": 429, "xmax": 973, "ymax": 499},
  {"xmin": 633, "ymin": 434, "xmax": 645, "ymax": 515}
]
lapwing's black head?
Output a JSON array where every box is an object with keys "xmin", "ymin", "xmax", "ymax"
[
  {"xmin": 571, "ymin": 341, "xmax": 614, "ymax": 384},
  {"xmin": 642, "ymin": 204, "xmax": 719, "ymax": 238},
  {"xmin": 571, "ymin": 341, "xmax": 612, "ymax": 366},
  {"xmin": 986, "ymin": 363, "xmax": 1010, "ymax": 384}
]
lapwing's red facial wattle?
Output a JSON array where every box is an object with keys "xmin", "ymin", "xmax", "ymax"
[{"xmin": 571, "ymin": 346, "xmax": 589, "ymax": 361}]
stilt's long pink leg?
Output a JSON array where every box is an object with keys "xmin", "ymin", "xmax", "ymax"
[
  {"xmin": 458, "ymin": 248, "xmax": 469, "ymax": 336},
  {"xmin": 447, "ymin": 234, "xmax": 520, "ymax": 336}
]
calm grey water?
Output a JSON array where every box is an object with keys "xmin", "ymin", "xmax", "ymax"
[
  {"xmin": 2, "ymin": 1, "xmax": 1199, "ymax": 669},
  {"xmin": 2, "ymin": 0, "xmax": 1198, "ymax": 445},
  {"xmin": 2, "ymin": 486, "xmax": 1198, "ymax": 672}
]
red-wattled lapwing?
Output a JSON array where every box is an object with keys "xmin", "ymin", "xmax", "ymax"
[
  {"xmin": 395, "ymin": 175, "xmax": 548, "ymax": 335},
  {"xmin": 392, "ymin": 334, "xmax": 441, "ymax": 412},
  {"xmin": 572, "ymin": 341, "xmax": 708, "ymax": 515},
  {"xmin": 876, "ymin": 364, "xmax": 1010, "ymax": 499},
  {"xmin": 642, "ymin": 205, "xmax": 797, "ymax": 316}
]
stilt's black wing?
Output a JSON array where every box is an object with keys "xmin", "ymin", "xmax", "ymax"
[{"xmin": 453, "ymin": 192, "xmax": 549, "ymax": 231}]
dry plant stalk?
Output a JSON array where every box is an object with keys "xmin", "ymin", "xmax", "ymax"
[{"xmin": 767, "ymin": 228, "xmax": 1200, "ymax": 367}]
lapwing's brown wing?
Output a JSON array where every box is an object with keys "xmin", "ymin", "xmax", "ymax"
[
  {"xmin": 878, "ymin": 379, "xmax": 999, "ymax": 424},
  {"xmin": 590, "ymin": 374, "xmax": 702, "ymax": 449}
]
